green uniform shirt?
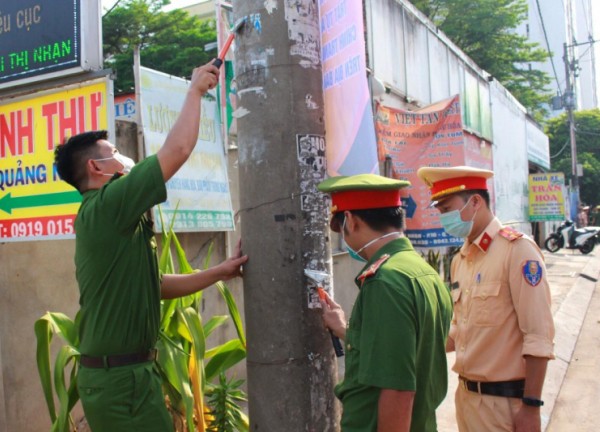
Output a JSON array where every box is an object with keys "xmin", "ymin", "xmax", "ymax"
[
  {"xmin": 335, "ymin": 237, "xmax": 453, "ymax": 432},
  {"xmin": 75, "ymin": 155, "xmax": 167, "ymax": 357}
]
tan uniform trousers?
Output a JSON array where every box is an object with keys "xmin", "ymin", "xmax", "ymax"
[{"xmin": 455, "ymin": 381, "xmax": 522, "ymax": 431}]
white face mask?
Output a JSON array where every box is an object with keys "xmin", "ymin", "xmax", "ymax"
[
  {"xmin": 94, "ymin": 153, "xmax": 136, "ymax": 175},
  {"xmin": 342, "ymin": 216, "xmax": 400, "ymax": 262}
]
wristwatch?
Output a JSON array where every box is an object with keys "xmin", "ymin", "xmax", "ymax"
[{"xmin": 522, "ymin": 397, "xmax": 544, "ymax": 407}]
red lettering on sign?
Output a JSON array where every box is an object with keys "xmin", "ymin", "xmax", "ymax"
[
  {"xmin": 42, "ymin": 102, "xmax": 58, "ymax": 150},
  {"xmin": 532, "ymin": 185, "xmax": 561, "ymax": 193},
  {"xmin": 42, "ymin": 93, "xmax": 104, "ymax": 147},
  {"xmin": 535, "ymin": 194, "xmax": 558, "ymax": 202},
  {"xmin": 0, "ymin": 112, "xmax": 15, "ymax": 158},
  {"xmin": 0, "ymin": 108, "xmax": 34, "ymax": 158},
  {"xmin": 90, "ymin": 92, "xmax": 103, "ymax": 130},
  {"xmin": 18, "ymin": 109, "xmax": 34, "ymax": 154},
  {"xmin": 59, "ymin": 98, "xmax": 78, "ymax": 139}
]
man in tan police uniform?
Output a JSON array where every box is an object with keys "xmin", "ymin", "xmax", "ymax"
[{"xmin": 417, "ymin": 166, "xmax": 555, "ymax": 432}]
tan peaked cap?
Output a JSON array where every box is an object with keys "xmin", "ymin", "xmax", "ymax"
[{"xmin": 417, "ymin": 166, "xmax": 494, "ymax": 201}]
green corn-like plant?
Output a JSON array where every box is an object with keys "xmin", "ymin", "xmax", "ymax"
[
  {"xmin": 34, "ymin": 312, "xmax": 81, "ymax": 432},
  {"xmin": 206, "ymin": 373, "xmax": 248, "ymax": 432},
  {"xmin": 421, "ymin": 249, "xmax": 441, "ymax": 274},
  {"xmin": 35, "ymin": 208, "xmax": 248, "ymax": 431}
]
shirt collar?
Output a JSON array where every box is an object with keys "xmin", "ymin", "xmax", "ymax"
[
  {"xmin": 354, "ymin": 237, "xmax": 413, "ymax": 287},
  {"xmin": 460, "ymin": 217, "xmax": 502, "ymax": 255}
]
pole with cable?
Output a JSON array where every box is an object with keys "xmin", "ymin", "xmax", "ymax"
[
  {"xmin": 563, "ymin": 42, "xmax": 580, "ymax": 214},
  {"xmin": 233, "ymin": 1, "xmax": 340, "ymax": 430}
]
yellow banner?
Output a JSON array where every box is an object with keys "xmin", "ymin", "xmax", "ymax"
[
  {"xmin": 528, "ymin": 172, "xmax": 566, "ymax": 222},
  {"xmin": 0, "ymin": 79, "xmax": 109, "ymax": 241}
]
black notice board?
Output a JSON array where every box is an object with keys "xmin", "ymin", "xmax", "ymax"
[{"xmin": 0, "ymin": 0, "xmax": 81, "ymax": 85}]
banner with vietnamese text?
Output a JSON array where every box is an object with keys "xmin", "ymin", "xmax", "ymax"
[
  {"xmin": 0, "ymin": 78, "xmax": 110, "ymax": 242},
  {"xmin": 320, "ymin": 0, "xmax": 378, "ymax": 176},
  {"xmin": 528, "ymin": 172, "xmax": 566, "ymax": 222},
  {"xmin": 376, "ymin": 95, "xmax": 493, "ymax": 247},
  {"xmin": 140, "ymin": 66, "xmax": 234, "ymax": 232}
]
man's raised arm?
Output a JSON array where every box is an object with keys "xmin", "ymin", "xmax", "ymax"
[{"xmin": 156, "ymin": 62, "xmax": 219, "ymax": 181}]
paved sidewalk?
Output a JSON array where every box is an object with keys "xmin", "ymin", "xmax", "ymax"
[
  {"xmin": 546, "ymin": 269, "xmax": 600, "ymax": 431},
  {"xmin": 436, "ymin": 248, "xmax": 600, "ymax": 431}
]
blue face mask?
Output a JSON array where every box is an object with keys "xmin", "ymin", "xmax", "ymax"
[
  {"xmin": 341, "ymin": 216, "xmax": 400, "ymax": 262},
  {"xmin": 439, "ymin": 198, "xmax": 475, "ymax": 238}
]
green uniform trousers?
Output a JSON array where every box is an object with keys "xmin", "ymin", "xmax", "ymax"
[{"xmin": 78, "ymin": 361, "xmax": 173, "ymax": 432}]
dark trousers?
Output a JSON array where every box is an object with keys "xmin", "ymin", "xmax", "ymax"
[{"xmin": 78, "ymin": 361, "xmax": 173, "ymax": 432}]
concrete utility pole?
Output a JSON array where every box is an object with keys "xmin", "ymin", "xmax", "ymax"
[
  {"xmin": 233, "ymin": 1, "xmax": 340, "ymax": 431},
  {"xmin": 563, "ymin": 42, "xmax": 580, "ymax": 211}
]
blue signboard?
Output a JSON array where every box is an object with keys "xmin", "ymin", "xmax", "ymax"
[{"xmin": 406, "ymin": 228, "xmax": 464, "ymax": 248}]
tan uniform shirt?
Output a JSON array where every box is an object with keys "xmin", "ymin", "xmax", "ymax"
[{"xmin": 449, "ymin": 218, "xmax": 555, "ymax": 382}]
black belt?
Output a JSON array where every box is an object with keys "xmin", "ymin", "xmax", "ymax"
[
  {"xmin": 80, "ymin": 349, "xmax": 157, "ymax": 369},
  {"xmin": 459, "ymin": 376, "xmax": 525, "ymax": 398}
]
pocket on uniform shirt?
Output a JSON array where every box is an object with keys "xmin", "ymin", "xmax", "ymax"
[
  {"xmin": 450, "ymin": 288, "xmax": 462, "ymax": 318},
  {"xmin": 471, "ymin": 282, "xmax": 504, "ymax": 327},
  {"xmin": 344, "ymin": 328, "xmax": 360, "ymax": 355}
]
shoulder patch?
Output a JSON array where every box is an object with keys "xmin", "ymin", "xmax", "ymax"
[
  {"xmin": 522, "ymin": 260, "xmax": 543, "ymax": 286},
  {"xmin": 357, "ymin": 254, "xmax": 391, "ymax": 284},
  {"xmin": 498, "ymin": 226, "xmax": 524, "ymax": 242}
]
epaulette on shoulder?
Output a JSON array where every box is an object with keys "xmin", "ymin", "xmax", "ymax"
[
  {"xmin": 498, "ymin": 226, "xmax": 524, "ymax": 242},
  {"xmin": 357, "ymin": 254, "xmax": 390, "ymax": 284}
]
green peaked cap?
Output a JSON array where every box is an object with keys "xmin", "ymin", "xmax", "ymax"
[{"xmin": 317, "ymin": 174, "xmax": 411, "ymax": 192}]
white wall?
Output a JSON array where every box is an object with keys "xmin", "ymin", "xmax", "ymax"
[{"xmin": 490, "ymin": 82, "xmax": 532, "ymax": 233}]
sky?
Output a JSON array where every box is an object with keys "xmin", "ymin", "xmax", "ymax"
[{"xmin": 101, "ymin": 0, "xmax": 206, "ymax": 14}]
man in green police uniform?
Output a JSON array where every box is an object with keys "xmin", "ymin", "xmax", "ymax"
[
  {"xmin": 54, "ymin": 62, "xmax": 248, "ymax": 432},
  {"xmin": 318, "ymin": 174, "xmax": 453, "ymax": 432}
]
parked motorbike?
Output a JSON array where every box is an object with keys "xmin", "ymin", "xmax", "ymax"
[{"xmin": 544, "ymin": 220, "xmax": 600, "ymax": 254}]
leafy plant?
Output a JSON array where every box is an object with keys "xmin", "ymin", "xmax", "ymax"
[
  {"xmin": 206, "ymin": 373, "xmax": 249, "ymax": 432},
  {"xmin": 442, "ymin": 246, "xmax": 460, "ymax": 284},
  {"xmin": 421, "ymin": 247, "xmax": 460, "ymax": 286},
  {"xmin": 546, "ymin": 108, "xmax": 600, "ymax": 208},
  {"xmin": 102, "ymin": 0, "xmax": 217, "ymax": 94},
  {"xmin": 34, "ymin": 312, "xmax": 81, "ymax": 432},
  {"xmin": 155, "ymin": 211, "xmax": 248, "ymax": 431},
  {"xmin": 35, "ymin": 211, "xmax": 248, "ymax": 431},
  {"xmin": 422, "ymin": 249, "xmax": 441, "ymax": 273}
]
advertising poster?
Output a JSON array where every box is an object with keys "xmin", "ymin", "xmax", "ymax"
[
  {"xmin": 319, "ymin": 0, "xmax": 378, "ymax": 176},
  {"xmin": 0, "ymin": 78, "xmax": 109, "ymax": 241},
  {"xmin": 376, "ymin": 95, "xmax": 493, "ymax": 247},
  {"xmin": 139, "ymin": 66, "xmax": 234, "ymax": 232},
  {"xmin": 528, "ymin": 172, "xmax": 566, "ymax": 222}
]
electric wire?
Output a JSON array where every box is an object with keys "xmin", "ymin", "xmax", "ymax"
[
  {"xmin": 534, "ymin": 0, "xmax": 563, "ymax": 95},
  {"xmin": 550, "ymin": 139, "xmax": 570, "ymax": 159},
  {"xmin": 579, "ymin": 0, "xmax": 592, "ymax": 37},
  {"xmin": 102, "ymin": 0, "xmax": 123, "ymax": 18},
  {"xmin": 574, "ymin": 128, "xmax": 600, "ymax": 137}
]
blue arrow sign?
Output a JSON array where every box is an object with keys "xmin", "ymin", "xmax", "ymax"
[{"xmin": 402, "ymin": 195, "xmax": 418, "ymax": 219}]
